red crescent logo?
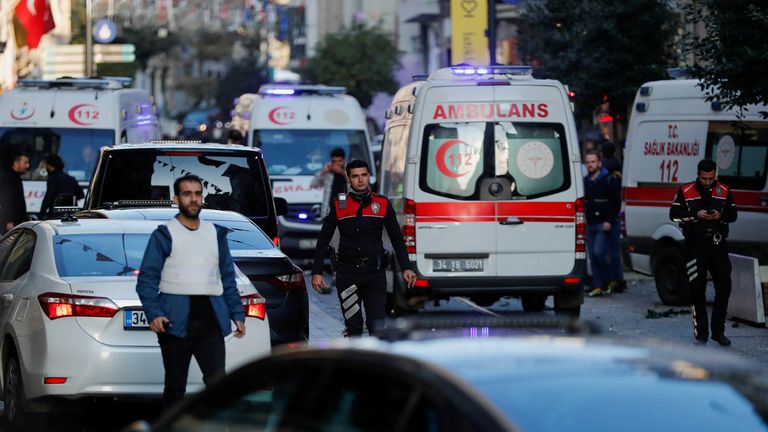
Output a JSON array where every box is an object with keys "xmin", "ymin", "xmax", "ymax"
[
  {"xmin": 68, "ymin": 104, "xmax": 100, "ymax": 126},
  {"xmin": 435, "ymin": 139, "xmax": 470, "ymax": 178},
  {"xmin": 10, "ymin": 107, "xmax": 35, "ymax": 121},
  {"xmin": 268, "ymin": 107, "xmax": 294, "ymax": 125}
]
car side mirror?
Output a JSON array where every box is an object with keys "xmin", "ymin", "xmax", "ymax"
[{"xmin": 274, "ymin": 197, "xmax": 288, "ymax": 216}]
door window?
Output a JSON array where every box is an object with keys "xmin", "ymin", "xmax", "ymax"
[
  {"xmin": 0, "ymin": 232, "xmax": 20, "ymax": 280},
  {"xmin": 0, "ymin": 231, "xmax": 36, "ymax": 281},
  {"xmin": 381, "ymin": 125, "xmax": 409, "ymax": 197},
  {"xmin": 707, "ymin": 121, "xmax": 768, "ymax": 190}
]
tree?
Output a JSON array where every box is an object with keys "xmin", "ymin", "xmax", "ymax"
[
  {"xmin": 304, "ymin": 23, "xmax": 400, "ymax": 108},
  {"xmin": 684, "ymin": 1, "xmax": 768, "ymax": 117},
  {"xmin": 518, "ymin": 0, "xmax": 679, "ymax": 134}
]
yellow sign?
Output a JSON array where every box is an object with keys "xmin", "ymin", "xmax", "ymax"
[{"xmin": 450, "ymin": 0, "xmax": 489, "ymax": 65}]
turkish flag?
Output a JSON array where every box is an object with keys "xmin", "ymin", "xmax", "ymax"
[{"xmin": 15, "ymin": 0, "xmax": 55, "ymax": 49}]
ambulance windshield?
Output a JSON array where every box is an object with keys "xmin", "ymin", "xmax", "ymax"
[
  {"xmin": 0, "ymin": 127, "xmax": 112, "ymax": 183},
  {"xmin": 254, "ymin": 129, "xmax": 370, "ymax": 175},
  {"xmin": 420, "ymin": 121, "xmax": 569, "ymax": 200}
]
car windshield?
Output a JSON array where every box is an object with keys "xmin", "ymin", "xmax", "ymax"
[
  {"xmin": 95, "ymin": 150, "xmax": 271, "ymax": 217},
  {"xmin": 53, "ymin": 233, "xmax": 150, "ymax": 277},
  {"xmin": 0, "ymin": 127, "xmax": 111, "ymax": 182},
  {"xmin": 216, "ymin": 220, "xmax": 274, "ymax": 250},
  {"xmin": 254, "ymin": 129, "xmax": 370, "ymax": 176}
]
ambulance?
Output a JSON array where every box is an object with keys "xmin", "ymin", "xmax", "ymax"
[
  {"xmin": 379, "ymin": 66, "xmax": 586, "ymax": 316},
  {"xmin": 623, "ymin": 77, "xmax": 768, "ymax": 305},
  {"xmin": 238, "ymin": 84, "xmax": 375, "ymax": 262},
  {"xmin": 0, "ymin": 77, "xmax": 160, "ymax": 214}
]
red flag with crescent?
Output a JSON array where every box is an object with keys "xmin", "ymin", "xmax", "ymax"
[{"xmin": 15, "ymin": 0, "xmax": 56, "ymax": 49}]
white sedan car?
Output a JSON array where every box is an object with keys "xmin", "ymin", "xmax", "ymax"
[{"xmin": 0, "ymin": 218, "xmax": 270, "ymax": 428}]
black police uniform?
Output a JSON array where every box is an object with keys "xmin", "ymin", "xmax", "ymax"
[
  {"xmin": 312, "ymin": 189, "xmax": 412, "ymax": 336},
  {"xmin": 670, "ymin": 180, "xmax": 737, "ymax": 344}
]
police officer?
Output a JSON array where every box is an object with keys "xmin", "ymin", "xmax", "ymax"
[
  {"xmin": 311, "ymin": 159, "xmax": 417, "ymax": 336},
  {"xmin": 670, "ymin": 159, "xmax": 737, "ymax": 346}
]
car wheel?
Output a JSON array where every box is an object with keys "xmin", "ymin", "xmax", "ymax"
[
  {"xmin": 521, "ymin": 294, "xmax": 547, "ymax": 312},
  {"xmin": 4, "ymin": 355, "xmax": 30, "ymax": 431},
  {"xmin": 654, "ymin": 246, "xmax": 691, "ymax": 306}
]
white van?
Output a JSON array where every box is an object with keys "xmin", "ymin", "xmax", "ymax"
[
  {"xmin": 623, "ymin": 78, "xmax": 768, "ymax": 305},
  {"xmin": 0, "ymin": 77, "xmax": 160, "ymax": 214},
  {"xmin": 379, "ymin": 66, "xmax": 586, "ymax": 315},
  {"xmin": 239, "ymin": 84, "xmax": 374, "ymax": 262}
]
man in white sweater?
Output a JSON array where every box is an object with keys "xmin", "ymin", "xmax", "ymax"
[{"xmin": 137, "ymin": 174, "xmax": 246, "ymax": 411}]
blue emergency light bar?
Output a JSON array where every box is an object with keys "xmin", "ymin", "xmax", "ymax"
[
  {"xmin": 450, "ymin": 66, "xmax": 533, "ymax": 76},
  {"xmin": 258, "ymin": 84, "xmax": 347, "ymax": 96}
]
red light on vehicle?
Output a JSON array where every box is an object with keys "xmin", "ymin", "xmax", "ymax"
[
  {"xmin": 272, "ymin": 236, "xmax": 280, "ymax": 247},
  {"xmin": 413, "ymin": 279, "xmax": 429, "ymax": 288},
  {"xmin": 241, "ymin": 294, "xmax": 266, "ymax": 320},
  {"xmin": 43, "ymin": 377, "xmax": 67, "ymax": 385},
  {"xmin": 598, "ymin": 114, "xmax": 614, "ymax": 123},
  {"xmin": 575, "ymin": 198, "xmax": 586, "ymax": 254},
  {"xmin": 404, "ymin": 199, "xmax": 416, "ymax": 254},
  {"xmin": 564, "ymin": 277, "xmax": 581, "ymax": 285},
  {"xmin": 249, "ymin": 272, "xmax": 305, "ymax": 290},
  {"xmin": 567, "ymin": 90, "xmax": 576, "ymax": 98},
  {"xmin": 38, "ymin": 293, "xmax": 120, "ymax": 320}
]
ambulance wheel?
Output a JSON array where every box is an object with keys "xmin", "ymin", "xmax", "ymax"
[
  {"xmin": 521, "ymin": 294, "xmax": 547, "ymax": 312},
  {"xmin": 554, "ymin": 289, "xmax": 583, "ymax": 318},
  {"xmin": 654, "ymin": 246, "xmax": 690, "ymax": 306}
]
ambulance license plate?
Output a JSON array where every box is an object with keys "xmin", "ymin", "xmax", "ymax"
[
  {"xmin": 124, "ymin": 309, "xmax": 150, "ymax": 330},
  {"xmin": 432, "ymin": 259, "xmax": 483, "ymax": 272}
]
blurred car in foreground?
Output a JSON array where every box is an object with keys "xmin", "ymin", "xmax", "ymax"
[
  {"xmin": 132, "ymin": 318, "xmax": 768, "ymax": 432},
  {"xmin": 77, "ymin": 208, "xmax": 309, "ymax": 345},
  {"xmin": 0, "ymin": 218, "xmax": 270, "ymax": 430}
]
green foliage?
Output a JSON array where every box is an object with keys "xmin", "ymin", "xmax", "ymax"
[
  {"xmin": 116, "ymin": 26, "xmax": 181, "ymax": 67},
  {"xmin": 684, "ymin": 1, "xmax": 768, "ymax": 117},
  {"xmin": 215, "ymin": 58, "xmax": 270, "ymax": 113},
  {"xmin": 304, "ymin": 23, "xmax": 400, "ymax": 108},
  {"xmin": 518, "ymin": 0, "xmax": 679, "ymax": 120}
]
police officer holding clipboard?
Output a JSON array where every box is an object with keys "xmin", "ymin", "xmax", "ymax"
[{"xmin": 311, "ymin": 160, "xmax": 417, "ymax": 336}]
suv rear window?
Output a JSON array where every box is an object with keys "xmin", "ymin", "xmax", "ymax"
[
  {"xmin": 420, "ymin": 121, "xmax": 570, "ymax": 200},
  {"xmin": 94, "ymin": 150, "xmax": 270, "ymax": 217}
]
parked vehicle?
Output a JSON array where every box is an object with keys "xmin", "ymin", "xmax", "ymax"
[
  {"xmin": 135, "ymin": 320, "xmax": 768, "ymax": 432},
  {"xmin": 84, "ymin": 142, "xmax": 287, "ymax": 243},
  {"xmin": 623, "ymin": 76, "xmax": 768, "ymax": 305},
  {"xmin": 233, "ymin": 84, "xmax": 375, "ymax": 264},
  {"xmin": 76, "ymin": 208, "xmax": 309, "ymax": 345},
  {"xmin": 0, "ymin": 77, "xmax": 160, "ymax": 214},
  {"xmin": 178, "ymin": 108, "xmax": 229, "ymax": 143},
  {"xmin": 380, "ymin": 66, "xmax": 585, "ymax": 315},
  {"xmin": 0, "ymin": 218, "xmax": 270, "ymax": 429}
]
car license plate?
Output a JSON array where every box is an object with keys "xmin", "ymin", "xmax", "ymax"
[
  {"xmin": 298, "ymin": 238, "xmax": 318, "ymax": 250},
  {"xmin": 432, "ymin": 259, "xmax": 484, "ymax": 272},
  {"xmin": 124, "ymin": 309, "xmax": 150, "ymax": 330}
]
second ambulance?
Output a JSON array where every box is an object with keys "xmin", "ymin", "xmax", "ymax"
[{"xmin": 379, "ymin": 66, "xmax": 586, "ymax": 315}]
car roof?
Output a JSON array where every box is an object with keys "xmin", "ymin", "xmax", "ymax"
[
  {"xmin": 104, "ymin": 142, "xmax": 262, "ymax": 154},
  {"xmin": 29, "ymin": 218, "xmax": 164, "ymax": 235},
  {"xmin": 81, "ymin": 208, "xmax": 252, "ymax": 223}
]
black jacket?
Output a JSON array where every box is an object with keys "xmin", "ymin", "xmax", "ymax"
[
  {"xmin": 312, "ymin": 191, "xmax": 412, "ymax": 275},
  {"xmin": 584, "ymin": 168, "xmax": 621, "ymax": 224},
  {"xmin": 40, "ymin": 170, "xmax": 85, "ymax": 219},
  {"xmin": 0, "ymin": 169, "xmax": 26, "ymax": 233},
  {"xmin": 669, "ymin": 180, "xmax": 737, "ymax": 248}
]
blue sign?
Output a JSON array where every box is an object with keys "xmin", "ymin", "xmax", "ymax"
[{"xmin": 93, "ymin": 19, "xmax": 118, "ymax": 44}]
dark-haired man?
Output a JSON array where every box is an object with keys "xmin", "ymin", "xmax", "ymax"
[
  {"xmin": 311, "ymin": 160, "xmax": 417, "ymax": 336},
  {"xmin": 136, "ymin": 174, "xmax": 246, "ymax": 410},
  {"xmin": 0, "ymin": 153, "xmax": 29, "ymax": 234},
  {"xmin": 670, "ymin": 159, "xmax": 737, "ymax": 346},
  {"xmin": 39, "ymin": 154, "xmax": 85, "ymax": 219}
]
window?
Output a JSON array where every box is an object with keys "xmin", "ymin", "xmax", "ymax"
[
  {"xmin": 381, "ymin": 125, "xmax": 409, "ymax": 197},
  {"xmin": 420, "ymin": 121, "xmax": 570, "ymax": 200},
  {"xmin": 53, "ymin": 234, "xmax": 150, "ymax": 277},
  {"xmin": 0, "ymin": 231, "xmax": 35, "ymax": 281},
  {"xmin": 219, "ymin": 221, "xmax": 275, "ymax": 251},
  {"xmin": 0, "ymin": 232, "xmax": 21, "ymax": 279},
  {"xmin": 707, "ymin": 121, "xmax": 768, "ymax": 190}
]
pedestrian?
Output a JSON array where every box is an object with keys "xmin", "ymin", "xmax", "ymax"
[
  {"xmin": 583, "ymin": 151, "xmax": 621, "ymax": 297},
  {"xmin": 670, "ymin": 159, "xmax": 737, "ymax": 346},
  {"xmin": 0, "ymin": 152, "xmax": 30, "ymax": 234},
  {"xmin": 227, "ymin": 129, "xmax": 243, "ymax": 145},
  {"xmin": 599, "ymin": 141, "xmax": 627, "ymax": 293},
  {"xmin": 310, "ymin": 147, "xmax": 347, "ymax": 219},
  {"xmin": 311, "ymin": 159, "xmax": 417, "ymax": 336},
  {"xmin": 600, "ymin": 141, "xmax": 622, "ymax": 175},
  {"xmin": 136, "ymin": 174, "xmax": 246, "ymax": 411},
  {"xmin": 39, "ymin": 154, "xmax": 85, "ymax": 219}
]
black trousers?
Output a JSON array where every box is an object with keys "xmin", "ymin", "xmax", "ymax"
[
  {"xmin": 687, "ymin": 244, "xmax": 732, "ymax": 340},
  {"xmin": 158, "ymin": 317, "xmax": 225, "ymax": 411},
  {"xmin": 335, "ymin": 266, "xmax": 387, "ymax": 336}
]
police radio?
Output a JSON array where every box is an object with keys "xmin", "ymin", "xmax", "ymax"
[{"xmin": 338, "ymin": 193, "xmax": 347, "ymax": 210}]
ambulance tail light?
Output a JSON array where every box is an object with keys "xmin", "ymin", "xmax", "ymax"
[
  {"xmin": 575, "ymin": 198, "xmax": 586, "ymax": 258},
  {"xmin": 404, "ymin": 199, "xmax": 416, "ymax": 254}
]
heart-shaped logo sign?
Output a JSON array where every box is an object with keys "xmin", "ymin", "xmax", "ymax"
[{"xmin": 461, "ymin": 0, "xmax": 478, "ymax": 14}]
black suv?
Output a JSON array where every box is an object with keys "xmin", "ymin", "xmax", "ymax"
[{"xmin": 85, "ymin": 143, "xmax": 287, "ymax": 240}]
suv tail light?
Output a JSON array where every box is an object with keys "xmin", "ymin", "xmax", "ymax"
[
  {"xmin": 249, "ymin": 271, "xmax": 305, "ymax": 290},
  {"xmin": 403, "ymin": 199, "xmax": 416, "ymax": 254},
  {"xmin": 575, "ymin": 198, "xmax": 586, "ymax": 259},
  {"xmin": 241, "ymin": 294, "xmax": 266, "ymax": 320},
  {"xmin": 38, "ymin": 293, "xmax": 120, "ymax": 320}
]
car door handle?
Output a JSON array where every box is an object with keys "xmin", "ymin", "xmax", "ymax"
[
  {"xmin": 499, "ymin": 217, "xmax": 524, "ymax": 225},
  {"xmin": 1, "ymin": 294, "xmax": 13, "ymax": 304}
]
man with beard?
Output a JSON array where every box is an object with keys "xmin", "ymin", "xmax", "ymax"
[
  {"xmin": 0, "ymin": 152, "xmax": 29, "ymax": 234},
  {"xmin": 136, "ymin": 174, "xmax": 246, "ymax": 410},
  {"xmin": 311, "ymin": 160, "xmax": 417, "ymax": 336}
]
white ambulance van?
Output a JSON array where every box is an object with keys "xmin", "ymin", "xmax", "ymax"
[
  {"xmin": 379, "ymin": 66, "xmax": 586, "ymax": 315},
  {"xmin": 0, "ymin": 77, "xmax": 160, "ymax": 214},
  {"xmin": 623, "ymin": 77, "xmax": 768, "ymax": 305},
  {"xmin": 240, "ymin": 84, "xmax": 375, "ymax": 263}
]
